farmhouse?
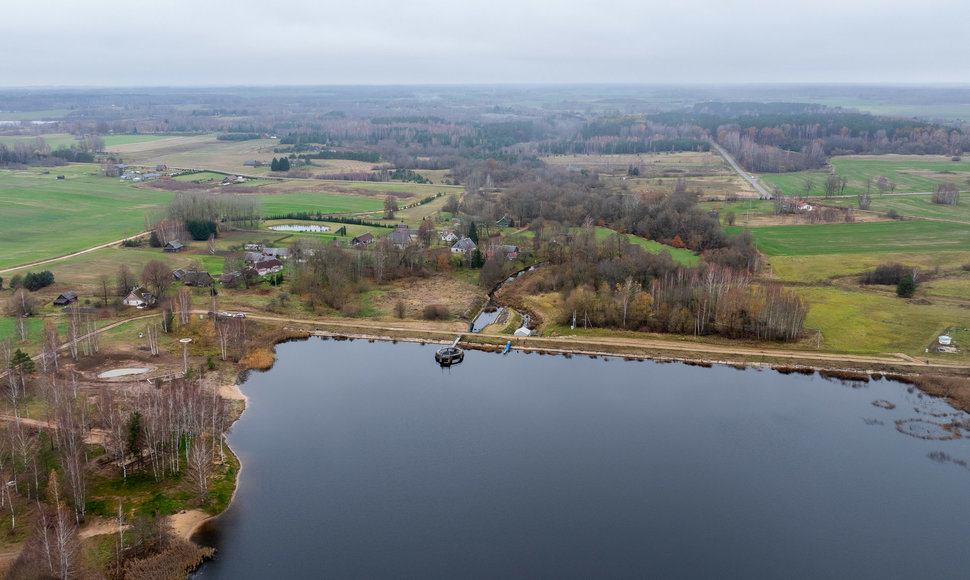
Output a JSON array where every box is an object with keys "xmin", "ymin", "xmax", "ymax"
[
  {"xmin": 219, "ymin": 272, "xmax": 241, "ymax": 285},
  {"xmin": 254, "ymin": 259, "xmax": 284, "ymax": 277},
  {"xmin": 440, "ymin": 228, "xmax": 458, "ymax": 243},
  {"xmin": 123, "ymin": 287, "xmax": 155, "ymax": 307},
  {"xmin": 183, "ymin": 271, "xmax": 214, "ymax": 287},
  {"xmin": 487, "ymin": 244, "xmax": 519, "ymax": 260},
  {"xmin": 262, "ymin": 247, "xmax": 290, "ymax": 260},
  {"xmin": 782, "ymin": 198, "xmax": 814, "ymax": 212},
  {"xmin": 163, "ymin": 240, "xmax": 186, "ymax": 253},
  {"xmin": 351, "ymin": 233, "xmax": 374, "ymax": 247},
  {"xmin": 452, "ymin": 237, "xmax": 477, "ymax": 255},
  {"xmin": 390, "ymin": 229, "xmax": 413, "ymax": 249},
  {"xmin": 172, "ymin": 268, "xmax": 186, "ymax": 281},
  {"xmin": 53, "ymin": 291, "xmax": 78, "ymax": 306},
  {"xmin": 496, "ymin": 214, "xmax": 511, "ymax": 227}
]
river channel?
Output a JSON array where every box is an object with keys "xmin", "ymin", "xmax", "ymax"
[{"xmin": 194, "ymin": 338, "xmax": 970, "ymax": 578}]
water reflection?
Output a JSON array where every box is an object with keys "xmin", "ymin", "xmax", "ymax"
[{"xmin": 194, "ymin": 339, "xmax": 970, "ymax": 579}]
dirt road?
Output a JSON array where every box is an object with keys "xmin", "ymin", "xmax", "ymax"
[{"xmin": 0, "ymin": 231, "xmax": 150, "ymax": 275}]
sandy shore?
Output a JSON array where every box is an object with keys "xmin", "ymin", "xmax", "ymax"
[
  {"xmin": 168, "ymin": 509, "xmax": 213, "ymax": 541},
  {"xmin": 219, "ymin": 383, "xmax": 248, "ymax": 402}
]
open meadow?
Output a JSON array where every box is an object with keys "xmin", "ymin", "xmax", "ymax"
[
  {"xmin": 731, "ymin": 212, "xmax": 970, "ymax": 359},
  {"xmin": 759, "ymin": 155, "xmax": 970, "ymax": 197},
  {"xmin": 543, "ymin": 151, "xmax": 758, "ymax": 198},
  {"xmin": 729, "ymin": 220, "xmax": 970, "ymax": 256},
  {"xmin": 594, "ymin": 227, "xmax": 698, "ymax": 265},
  {"xmin": 821, "ymin": 193, "xmax": 970, "ymax": 222},
  {"xmin": 0, "ymin": 164, "xmax": 173, "ymax": 270}
]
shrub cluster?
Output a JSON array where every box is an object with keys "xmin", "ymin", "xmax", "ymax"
[
  {"xmin": 22, "ymin": 270, "xmax": 55, "ymax": 291},
  {"xmin": 861, "ymin": 263, "xmax": 910, "ymax": 285},
  {"xmin": 422, "ymin": 304, "xmax": 450, "ymax": 320}
]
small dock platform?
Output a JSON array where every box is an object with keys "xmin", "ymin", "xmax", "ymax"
[{"xmin": 435, "ymin": 335, "xmax": 465, "ymax": 366}]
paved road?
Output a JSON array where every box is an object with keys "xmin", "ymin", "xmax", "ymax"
[
  {"xmin": 0, "ymin": 231, "xmax": 150, "ymax": 275},
  {"xmin": 710, "ymin": 140, "xmax": 769, "ymax": 198}
]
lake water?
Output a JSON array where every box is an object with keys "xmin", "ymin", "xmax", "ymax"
[{"xmin": 194, "ymin": 338, "xmax": 970, "ymax": 578}]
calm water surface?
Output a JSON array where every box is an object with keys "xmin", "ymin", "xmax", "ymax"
[{"xmin": 194, "ymin": 338, "xmax": 970, "ymax": 578}]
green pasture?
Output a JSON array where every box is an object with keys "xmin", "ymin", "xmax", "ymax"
[
  {"xmin": 197, "ymin": 254, "xmax": 226, "ymax": 274},
  {"xmin": 0, "ymin": 165, "xmax": 173, "ymax": 270},
  {"xmin": 258, "ymin": 192, "xmax": 384, "ymax": 216},
  {"xmin": 768, "ymin": 250, "xmax": 970, "ymax": 283},
  {"xmin": 758, "ymin": 155, "xmax": 970, "ymax": 197},
  {"xmin": 0, "ymin": 133, "xmax": 78, "ymax": 149},
  {"xmin": 102, "ymin": 134, "xmax": 175, "ymax": 147},
  {"xmin": 0, "ymin": 109, "xmax": 71, "ymax": 121},
  {"xmin": 594, "ymin": 227, "xmax": 698, "ymax": 265},
  {"xmin": 700, "ymin": 199, "xmax": 775, "ymax": 216},
  {"xmin": 0, "ymin": 316, "xmax": 46, "ymax": 350},
  {"xmin": 2, "ymin": 244, "xmax": 204, "ymax": 290},
  {"xmin": 329, "ymin": 182, "xmax": 460, "ymax": 196},
  {"xmin": 799, "ymin": 286, "xmax": 970, "ymax": 358},
  {"xmin": 730, "ymin": 220, "xmax": 970, "ymax": 257},
  {"xmin": 821, "ymin": 193, "xmax": 970, "ymax": 222},
  {"xmin": 809, "ymin": 98, "xmax": 970, "ymax": 121},
  {"xmin": 920, "ymin": 274, "xmax": 970, "ymax": 300}
]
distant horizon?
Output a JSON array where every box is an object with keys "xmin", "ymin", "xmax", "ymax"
[
  {"xmin": 2, "ymin": 81, "xmax": 970, "ymax": 91},
  {"xmin": 3, "ymin": 0, "xmax": 967, "ymax": 89}
]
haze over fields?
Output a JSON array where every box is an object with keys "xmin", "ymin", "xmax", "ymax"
[{"xmin": 2, "ymin": 0, "xmax": 968, "ymax": 86}]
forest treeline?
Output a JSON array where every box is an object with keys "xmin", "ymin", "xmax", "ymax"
[{"xmin": 4, "ymin": 89, "xmax": 969, "ymax": 175}]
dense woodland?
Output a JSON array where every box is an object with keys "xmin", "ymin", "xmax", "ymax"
[{"xmin": 3, "ymin": 87, "xmax": 970, "ymax": 174}]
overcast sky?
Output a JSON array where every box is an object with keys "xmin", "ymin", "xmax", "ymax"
[{"xmin": 2, "ymin": 0, "xmax": 966, "ymax": 87}]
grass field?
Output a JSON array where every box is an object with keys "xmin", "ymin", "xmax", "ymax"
[
  {"xmin": 759, "ymin": 155, "xmax": 970, "ymax": 197},
  {"xmin": 799, "ymin": 286, "xmax": 969, "ymax": 358},
  {"xmin": 0, "ymin": 133, "xmax": 172, "ymax": 150},
  {"xmin": 729, "ymin": 220, "xmax": 970, "ymax": 256},
  {"xmin": 0, "ymin": 164, "xmax": 173, "ymax": 270},
  {"xmin": 768, "ymin": 251, "xmax": 970, "ymax": 283},
  {"xmin": 821, "ymin": 193, "xmax": 970, "ymax": 222},
  {"xmin": 106, "ymin": 135, "xmax": 282, "ymax": 172},
  {"xmin": 102, "ymin": 135, "xmax": 176, "ymax": 147},
  {"xmin": 258, "ymin": 192, "xmax": 385, "ymax": 216},
  {"xmin": 543, "ymin": 152, "xmax": 730, "ymax": 177},
  {"xmin": 594, "ymin": 227, "xmax": 698, "ymax": 265},
  {"xmin": 0, "ymin": 109, "xmax": 71, "ymax": 121},
  {"xmin": 324, "ymin": 182, "xmax": 461, "ymax": 196},
  {"xmin": 0, "ymin": 133, "xmax": 78, "ymax": 149}
]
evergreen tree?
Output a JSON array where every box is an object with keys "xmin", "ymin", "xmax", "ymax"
[
  {"xmin": 271, "ymin": 157, "xmax": 280, "ymax": 171},
  {"xmin": 10, "ymin": 348, "xmax": 34, "ymax": 374},
  {"xmin": 471, "ymin": 248, "xmax": 484, "ymax": 268},
  {"xmin": 279, "ymin": 157, "xmax": 290, "ymax": 171},
  {"xmin": 468, "ymin": 221, "xmax": 479, "ymax": 244},
  {"xmin": 896, "ymin": 275, "xmax": 916, "ymax": 298}
]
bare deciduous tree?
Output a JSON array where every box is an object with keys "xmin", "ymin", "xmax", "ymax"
[
  {"xmin": 175, "ymin": 287, "xmax": 192, "ymax": 326},
  {"xmin": 141, "ymin": 260, "xmax": 173, "ymax": 301}
]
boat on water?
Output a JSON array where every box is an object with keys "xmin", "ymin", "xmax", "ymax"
[{"xmin": 435, "ymin": 346, "xmax": 464, "ymax": 366}]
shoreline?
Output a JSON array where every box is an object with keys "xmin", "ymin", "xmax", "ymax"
[
  {"xmin": 272, "ymin": 324, "xmax": 970, "ymax": 412},
  {"xmin": 171, "ymin": 323, "xmax": 970, "ymax": 571},
  {"xmin": 174, "ymin": 383, "xmax": 247, "ymax": 545}
]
